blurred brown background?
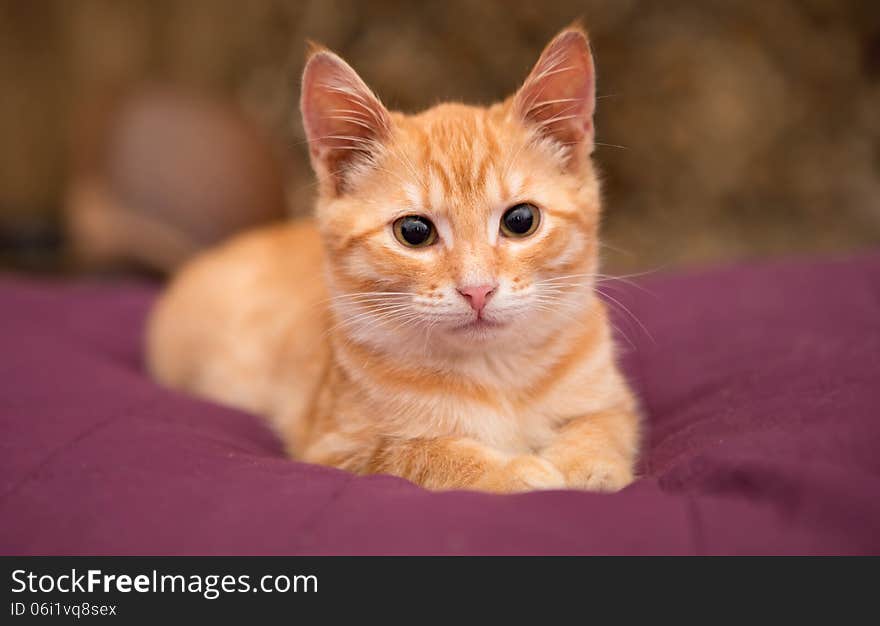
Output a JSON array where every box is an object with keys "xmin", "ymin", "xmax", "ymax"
[{"xmin": 1, "ymin": 0, "xmax": 879, "ymax": 274}]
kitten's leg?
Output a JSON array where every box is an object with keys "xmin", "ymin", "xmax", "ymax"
[
  {"xmin": 368, "ymin": 436, "xmax": 567, "ymax": 492},
  {"xmin": 540, "ymin": 407, "xmax": 640, "ymax": 492},
  {"xmin": 307, "ymin": 435, "xmax": 565, "ymax": 493}
]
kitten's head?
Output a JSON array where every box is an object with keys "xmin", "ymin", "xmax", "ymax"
[{"xmin": 302, "ymin": 27, "xmax": 602, "ymax": 356}]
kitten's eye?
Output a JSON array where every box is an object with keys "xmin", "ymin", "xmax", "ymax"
[
  {"xmin": 393, "ymin": 215, "xmax": 437, "ymax": 248},
  {"xmin": 500, "ymin": 203, "xmax": 540, "ymax": 238}
]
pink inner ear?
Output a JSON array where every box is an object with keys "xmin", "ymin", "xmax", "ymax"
[
  {"xmin": 515, "ymin": 30, "xmax": 596, "ymax": 149},
  {"xmin": 301, "ymin": 51, "xmax": 390, "ymax": 190}
]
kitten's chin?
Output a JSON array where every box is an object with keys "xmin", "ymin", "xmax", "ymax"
[{"xmin": 450, "ymin": 318, "xmax": 507, "ymax": 334}]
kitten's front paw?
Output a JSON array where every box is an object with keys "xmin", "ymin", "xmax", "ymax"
[
  {"xmin": 474, "ymin": 455, "xmax": 566, "ymax": 493},
  {"xmin": 554, "ymin": 453, "xmax": 635, "ymax": 492}
]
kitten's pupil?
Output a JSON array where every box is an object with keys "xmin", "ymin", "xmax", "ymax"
[
  {"xmin": 394, "ymin": 215, "xmax": 436, "ymax": 247},
  {"xmin": 501, "ymin": 203, "xmax": 539, "ymax": 237},
  {"xmin": 504, "ymin": 206, "xmax": 533, "ymax": 233},
  {"xmin": 401, "ymin": 219, "xmax": 430, "ymax": 245}
]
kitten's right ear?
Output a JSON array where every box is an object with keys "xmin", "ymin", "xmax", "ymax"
[{"xmin": 300, "ymin": 47, "xmax": 391, "ymax": 195}]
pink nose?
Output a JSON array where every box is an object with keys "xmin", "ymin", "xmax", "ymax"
[{"xmin": 457, "ymin": 284, "xmax": 496, "ymax": 313}]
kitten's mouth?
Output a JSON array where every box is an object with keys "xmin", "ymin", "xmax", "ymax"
[{"xmin": 452, "ymin": 317, "xmax": 506, "ymax": 333}]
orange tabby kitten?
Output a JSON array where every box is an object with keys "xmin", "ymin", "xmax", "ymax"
[{"xmin": 147, "ymin": 26, "xmax": 640, "ymax": 493}]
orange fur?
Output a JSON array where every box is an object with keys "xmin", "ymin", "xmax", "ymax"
[{"xmin": 147, "ymin": 26, "xmax": 640, "ymax": 493}]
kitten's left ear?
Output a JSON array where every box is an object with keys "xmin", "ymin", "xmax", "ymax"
[
  {"xmin": 301, "ymin": 46, "xmax": 392, "ymax": 195},
  {"xmin": 513, "ymin": 27, "xmax": 596, "ymax": 164}
]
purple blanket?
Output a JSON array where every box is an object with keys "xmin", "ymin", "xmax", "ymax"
[{"xmin": 2, "ymin": 253, "xmax": 879, "ymax": 554}]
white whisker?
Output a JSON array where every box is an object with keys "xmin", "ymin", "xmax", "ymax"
[{"xmin": 594, "ymin": 287, "xmax": 655, "ymax": 346}]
